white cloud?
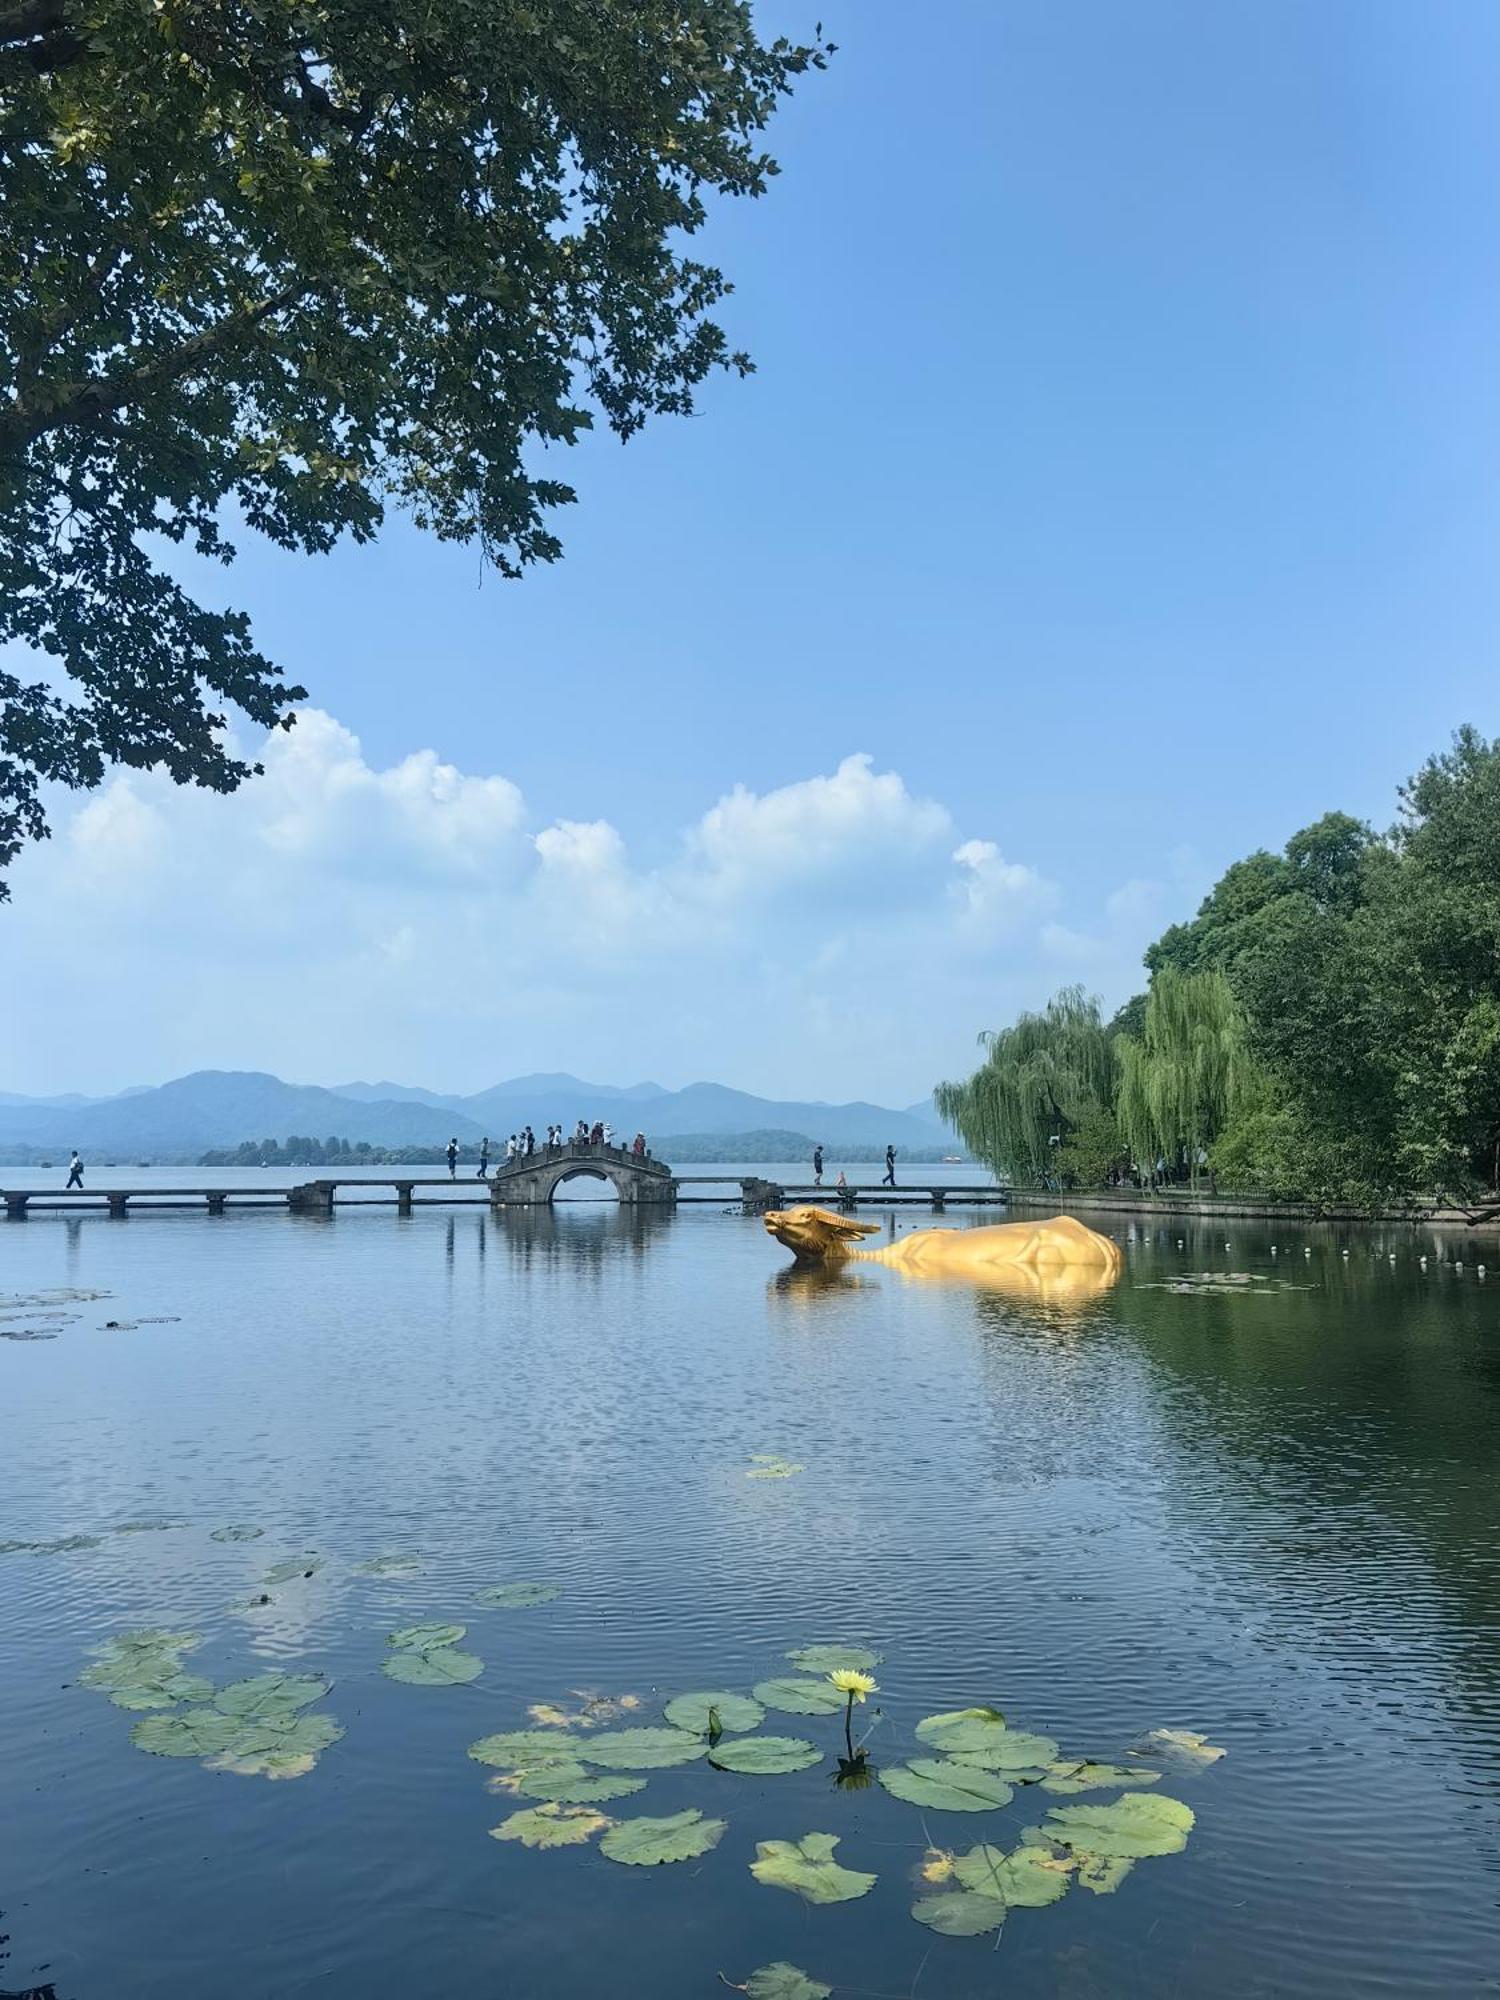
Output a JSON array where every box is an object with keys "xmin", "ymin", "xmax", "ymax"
[{"xmin": 1, "ymin": 712, "xmax": 1175, "ymax": 1100}]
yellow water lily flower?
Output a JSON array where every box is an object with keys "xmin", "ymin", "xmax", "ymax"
[{"xmin": 828, "ymin": 1668, "xmax": 879, "ymax": 1700}]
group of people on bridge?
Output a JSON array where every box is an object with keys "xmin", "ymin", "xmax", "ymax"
[
  {"xmin": 811, "ymin": 1142, "xmax": 898, "ymax": 1189},
  {"xmin": 447, "ymin": 1124, "xmax": 650, "ymax": 1180}
]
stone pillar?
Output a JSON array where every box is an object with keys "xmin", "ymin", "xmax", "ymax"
[
  {"xmin": 3, "ymin": 1191, "xmax": 29, "ymax": 1220},
  {"xmin": 107, "ymin": 1192, "xmax": 128, "ymax": 1218}
]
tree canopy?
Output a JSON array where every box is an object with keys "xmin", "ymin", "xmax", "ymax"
[{"xmin": 0, "ymin": 0, "xmax": 830, "ymax": 892}]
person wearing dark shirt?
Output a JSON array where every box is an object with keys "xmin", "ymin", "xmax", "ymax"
[
  {"xmin": 883, "ymin": 1144, "xmax": 896, "ymax": 1188},
  {"xmin": 446, "ymin": 1137, "xmax": 458, "ymax": 1179}
]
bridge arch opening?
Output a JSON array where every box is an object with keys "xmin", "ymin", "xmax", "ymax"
[{"xmin": 550, "ymin": 1167, "xmax": 620, "ymax": 1206}]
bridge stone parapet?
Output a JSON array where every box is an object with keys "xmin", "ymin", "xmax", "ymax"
[{"xmin": 487, "ymin": 1140, "xmax": 676, "ymax": 1207}]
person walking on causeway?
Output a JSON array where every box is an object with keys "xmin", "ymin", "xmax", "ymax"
[{"xmin": 446, "ymin": 1137, "xmax": 458, "ymax": 1179}]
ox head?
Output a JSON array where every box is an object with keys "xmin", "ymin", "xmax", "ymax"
[{"xmin": 762, "ymin": 1204, "xmax": 883, "ymax": 1263}]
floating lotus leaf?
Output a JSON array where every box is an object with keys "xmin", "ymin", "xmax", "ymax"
[
  {"xmin": 210, "ymin": 1525, "xmax": 263, "ymax": 1543},
  {"xmin": 710, "ymin": 1735, "xmax": 820, "ymax": 1775},
  {"xmin": 31, "ymin": 1534, "xmax": 102, "ymax": 1553},
  {"xmin": 579, "ymin": 1727, "xmax": 707, "ymax": 1770},
  {"xmin": 474, "ymin": 1582, "xmax": 561, "ymax": 1609},
  {"xmin": 203, "ymin": 1712, "xmax": 343, "ymax": 1777},
  {"xmin": 785, "ymin": 1644, "xmax": 882, "ymax": 1675},
  {"xmin": 507, "ymin": 1765, "xmax": 648, "ymax": 1805},
  {"xmin": 750, "ymin": 1832, "xmax": 876, "ymax": 1904},
  {"xmin": 1041, "ymin": 1761, "xmax": 1161, "ymax": 1795},
  {"xmin": 215, "ymin": 1674, "xmax": 330, "ymax": 1718},
  {"xmin": 1139, "ymin": 1728, "xmax": 1226, "ymax": 1765},
  {"xmin": 114, "ymin": 1518, "xmax": 184, "ymax": 1534},
  {"xmin": 382, "ymin": 1646, "xmax": 482, "ymax": 1685},
  {"xmin": 491, "ymin": 1803, "xmax": 611, "ymax": 1848},
  {"xmin": 115, "ymin": 1627, "xmax": 201, "ymax": 1654},
  {"xmin": 663, "ymin": 1691, "xmax": 765, "ymax": 1736},
  {"xmin": 388, "ymin": 1622, "xmax": 466, "ymax": 1652},
  {"xmin": 132, "ymin": 1708, "xmax": 245, "ymax": 1758},
  {"xmin": 751, "ymin": 1677, "xmax": 844, "ymax": 1717},
  {"xmin": 110, "ymin": 1672, "xmax": 214, "ymax": 1711},
  {"xmin": 910, "ymin": 1890, "xmax": 1008, "ymax": 1937},
  {"xmin": 745, "ymin": 1456, "xmax": 803, "ymax": 1479},
  {"xmin": 600, "ymin": 1807, "xmax": 727, "ymax": 1866},
  {"xmin": 262, "ymin": 1556, "xmax": 323, "ymax": 1584},
  {"xmin": 952, "ymin": 1842, "xmax": 1072, "ymax": 1908},
  {"xmin": 207, "ymin": 1748, "xmax": 319, "ymax": 1780},
  {"xmin": 743, "ymin": 1965, "xmax": 832, "ymax": 2000},
  {"xmin": 468, "ymin": 1729, "xmax": 585, "ymax": 1769},
  {"xmin": 1075, "ymin": 1853, "xmax": 1135, "ymax": 1893},
  {"xmin": 880, "ymin": 1760, "xmax": 1014, "ymax": 1812},
  {"xmin": 82, "ymin": 1653, "xmax": 180, "ymax": 1693},
  {"xmin": 356, "ymin": 1555, "xmax": 420, "ymax": 1577},
  {"xmin": 1029, "ymin": 1792, "xmax": 1194, "ymax": 1859},
  {"xmin": 914, "ymin": 1707, "xmax": 1009, "ymax": 1754},
  {"xmin": 948, "ymin": 1730, "xmax": 1059, "ymax": 1772}
]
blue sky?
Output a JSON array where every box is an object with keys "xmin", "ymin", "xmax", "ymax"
[{"xmin": 8, "ymin": 0, "xmax": 1498, "ymax": 1102}]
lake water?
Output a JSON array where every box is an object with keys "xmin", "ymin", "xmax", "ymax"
[{"xmin": 2, "ymin": 1201, "xmax": 1498, "ymax": 1999}]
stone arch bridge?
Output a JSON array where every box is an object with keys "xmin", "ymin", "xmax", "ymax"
[{"xmin": 487, "ymin": 1139, "xmax": 676, "ymax": 1207}]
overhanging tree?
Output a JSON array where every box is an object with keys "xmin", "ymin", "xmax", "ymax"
[
  {"xmin": 935, "ymin": 985, "xmax": 1117, "ymax": 1183},
  {"xmin": 0, "ymin": 0, "xmax": 831, "ymax": 892}
]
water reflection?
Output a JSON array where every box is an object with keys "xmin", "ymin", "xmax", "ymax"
[{"xmin": 493, "ymin": 1202, "xmax": 674, "ymax": 1270}]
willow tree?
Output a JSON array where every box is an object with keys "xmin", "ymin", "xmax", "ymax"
[
  {"xmin": 0, "ymin": 0, "xmax": 831, "ymax": 891},
  {"xmin": 1114, "ymin": 967, "xmax": 1254, "ymax": 1185},
  {"xmin": 936, "ymin": 986, "xmax": 1115, "ymax": 1183}
]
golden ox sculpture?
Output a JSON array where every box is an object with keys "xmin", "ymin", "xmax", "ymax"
[{"xmin": 763, "ymin": 1204, "xmax": 1122, "ymax": 1301}]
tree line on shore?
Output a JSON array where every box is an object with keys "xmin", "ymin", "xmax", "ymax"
[
  {"xmin": 198, "ymin": 1131, "xmax": 962, "ymax": 1169},
  {"xmin": 936, "ymin": 727, "xmax": 1500, "ymax": 1205}
]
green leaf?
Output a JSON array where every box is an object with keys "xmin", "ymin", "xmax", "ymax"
[
  {"xmin": 663, "ymin": 1690, "xmax": 764, "ymax": 1735},
  {"xmin": 101, "ymin": 1628, "xmax": 201, "ymax": 1657},
  {"xmin": 947, "ymin": 1730, "xmax": 1060, "ymax": 1771},
  {"xmin": 751, "ymin": 1676, "xmax": 844, "ymax": 1716},
  {"xmin": 382, "ymin": 1646, "xmax": 482, "ymax": 1685},
  {"xmin": 785, "ymin": 1643, "xmax": 881, "ymax": 1675},
  {"xmin": 474, "ymin": 1582, "xmax": 560, "ymax": 1609},
  {"xmin": 750, "ymin": 1833, "xmax": 876, "ymax": 1904},
  {"xmin": 388, "ymin": 1622, "xmax": 465, "ymax": 1651},
  {"xmin": 203, "ymin": 1711, "xmax": 343, "ymax": 1777},
  {"xmin": 879, "ymin": 1760, "xmax": 1014, "ymax": 1812},
  {"xmin": 599, "ymin": 1808, "xmax": 726, "ymax": 1865},
  {"xmin": 214, "ymin": 1674, "xmax": 330, "ymax": 1718},
  {"xmin": 468, "ymin": 1729, "xmax": 585, "ymax": 1769},
  {"xmin": 132, "ymin": 1708, "xmax": 245, "ymax": 1758},
  {"xmin": 210, "ymin": 1525, "xmax": 263, "ymax": 1543},
  {"xmin": 114, "ymin": 1518, "xmax": 184, "ymax": 1534},
  {"xmin": 913, "ymin": 1707, "xmax": 1010, "ymax": 1754},
  {"xmin": 1075, "ymin": 1853, "xmax": 1136, "ymax": 1893},
  {"xmin": 262, "ymin": 1556, "xmax": 323, "ymax": 1584},
  {"xmin": 745, "ymin": 1456, "xmax": 803, "ymax": 1479},
  {"xmin": 1041, "ymin": 1761, "xmax": 1161, "ymax": 1794},
  {"xmin": 710, "ymin": 1735, "xmax": 819, "ymax": 1775},
  {"xmin": 109, "ymin": 1672, "xmax": 214, "ymax": 1711},
  {"xmin": 1138, "ymin": 1728, "xmax": 1226, "ymax": 1765},
  {"xmin": 579, "ymin": 1727, "xmax": 707, "ymax": 1770},
  {"xmin": 508, "ymin": 1765, "xmax": 648, "ymax": 1805},
  {"xmin": 952, "ymin": 1843, "xmax": 1072, "ymax": 1908},
  {"xmin": 490, "ymin": 1803, "xmax": 611, "ymax": 1848},
  {"xmin": 1030, "ymin": 1792, "xmax": 1194, "ymax": 1859},
  {"xmin": 743, "ymin": 1965, "xmax": 832, "ymax": 2000},
  {"xmin": 910, "ymin": 1890, "xmax": 1008, "ymax": 1937}
]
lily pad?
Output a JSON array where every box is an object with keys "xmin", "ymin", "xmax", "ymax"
[
  {"xmin": 203, "ymin": 1712, "xmax": 344, "ymax": 1777},
  {"xmin": 952, "ymin": 1842, "xmax": 1072, "ymax": 1908},
  {"xmin": 114, "ymin": 1518, "xmax": 184, "ymax": 1534},
  {"xmin": 215, "ymin": 1674, "xmax": 330, "ymax": 1718},
  {"xmin": 1041, "ymin": 1761, "xmax": 1161, "ymax": 1794},
  {"xmin": 491, "ymin": 1803, "xmax": 611, "ymax": 1849},
  {"xmin": 506, "ymin": 1765, "xmax": 648, "ymax": 1805},
  {"xmin": 388, "ymin": 1622, "xmax": 466, "ymax": 1651},
  {"xmin": 474, "ymin": 1582, "xmax": 561, "ymax": 1609},
  {"xmin": 742, "ymin": 1966, "xmax": 832, "ymax": 2000},
  {"xmin": 710, "ymin": 1735, "xmax": 820, "ymax": 1775},
  {"xmin": 468, "ymin": 1729, "xmax": 585, "ymax": 1769},
  {"xmin": 1028, "ymin": 1792, "xmax": 1194, "ymax": 1859},
  {"xmin": 914, "ymin": 1707, "xmax": 1011, "ymax": 1754},
  {"xmin": 948, "ymin": 1730, "xmax": 1060, "ymax": 1772},
  {"xmin": 1075, "ymin": 1853, "xmax": 1135, "ymax": 1893},
  {"xmin": 210, "ymin": 1525, "xmax": 264, "ymax": 1543},
  {"xmin": 911, "ymin": 1890, "xmax": 1008, "ymax": 1937},
  {"xmin": 785, "ymin": 1643, "xmax": 881, "ymax": 1675},
  {"xmin": 751, "ymin": 1676, "xmax": 844, "ymax": 1717},
  {"xmin": 880, "ymin": 1760, "xmax": 1015, "ymax": 1812},
  {"xmin": 745, "ymin": 1456, "xmax": 803, "ymax": 1480},
  {"xmin": 109, "ymin": 1672, "xmax": 215, "ymax": 1711},
  {"xmin": 750, "ymin": 1832, "xmax": 876, "ymax": 1905},
  {"xmin": 262, "ymin": 1556, "xmax": 323, "ymax": 1585},
  {"xmin": 356, "ymin": 1555, "xmax": 420, "ymax": 1577},
  {"xmin": 1139, "ymin": 1728, "xmax": 1226, "ymax": 1765},
  {"xmin": 663, "ymin": 1690, "xmax": 765, "ymax": 1736},
  {"xmin": 599, "ymin": 1808, "xmax": 727, "ymax": 1866},
  {"xmin": 579, "ymin": 1726, "xmax": 707, "ymax": 1770},
  {"xmin": 382, "ymin": 1646, "xmax": 483, "ymax": 1685},
  {"xmin": 132, "ymin": 1708, "xmax": 245, "ymax": 1758}
]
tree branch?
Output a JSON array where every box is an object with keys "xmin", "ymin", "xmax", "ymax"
[{"xmin": 0, "ymin": 0, "xmax": 82, "ymax": 69}]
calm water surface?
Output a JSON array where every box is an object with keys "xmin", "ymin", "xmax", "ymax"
[{"xmin": 2, "ymin": 1200, "xmax": 1498, "ymax": 1999}]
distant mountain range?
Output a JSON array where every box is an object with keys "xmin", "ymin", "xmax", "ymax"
[{"xmin": 0, "ymin": 1070, "xmax": 956, "ymax": 1163}]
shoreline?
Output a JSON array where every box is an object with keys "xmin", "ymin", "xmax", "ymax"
[{"xmin": 1001, "ymin": 1186, "xmax": 1500, "ymax": 1233}]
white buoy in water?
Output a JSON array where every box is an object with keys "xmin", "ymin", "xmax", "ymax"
[
  {"xmin": 1177, "ymin": 1239, "xmax": 1184, "ymax": 1249},
  {"xmin": 1342, "ymin": 1249, "xmax": 1350, "ymax": 1258},
  {"xmin": 1479, "ymin": 1266, "xmax": 1487, "ymax": 1278},
  {"xmin": 1271, "ymin": 1245, "xmax": 1278, "ymax": 1256}
]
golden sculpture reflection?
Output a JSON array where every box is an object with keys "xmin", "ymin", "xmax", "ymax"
[{"xmin": 763, "ymin": 1205, "xmax": 1121, "ymax": 1303}]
